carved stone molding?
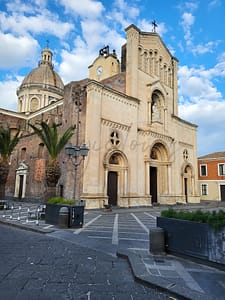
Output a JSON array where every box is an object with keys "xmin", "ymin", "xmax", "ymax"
[
  {"xmin": 138, "ymin": 128, "xmax": 174, "ymax": 143},
  {"xmin": 101, "ymin": 118, "xmax": 131, "ymax": 132}
]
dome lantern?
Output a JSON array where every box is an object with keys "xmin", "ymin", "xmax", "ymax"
[{"xmin": 39, "ymin": 47, "xmax": 53, "ymax": 69}]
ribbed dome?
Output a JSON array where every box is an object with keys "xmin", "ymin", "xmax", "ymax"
[
  {"xmin": 19, "ymin": 47, "xmax": 64, "ymax": 91},
  {"xmin": 20, "ymin": 65, "xmax": 64, "ymax": 90}
]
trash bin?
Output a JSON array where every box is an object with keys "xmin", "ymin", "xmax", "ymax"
[
  {"xmin": 69, "ymin": 206, "xmax": 84, "ymax": 228},
  {"xmin": 149, "ymin": 227, "xmax": 165, "ymax": 254},
  {"xmin": 58, "ymin": 206, "xmax": 69, "ymax": 228}
]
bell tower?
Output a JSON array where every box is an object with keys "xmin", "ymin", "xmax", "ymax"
[{"xmin": 89, "ymin": 46, "xmax": 120, "ymax": 81}]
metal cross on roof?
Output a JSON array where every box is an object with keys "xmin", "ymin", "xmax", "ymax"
[{"xmin": 152, "ymin": 20, "xmax": 158, "ymax": 32}]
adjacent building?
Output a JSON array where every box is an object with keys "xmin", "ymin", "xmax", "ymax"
[
  {"xmin": 198, "ymin": 152, "xmax": 225, "ymax": 202},
  {"xmin": 1, "ymin": 24, "xmax": 200, "ymax": 208}
]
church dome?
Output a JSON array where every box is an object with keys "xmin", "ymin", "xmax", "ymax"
[
  {"xmin": 19, "ymin": 47, "xmax": 64, "ymax": 92},
  {"xmin": 17, "ymin": 47, "xmax": 64, "ymax": 113}
]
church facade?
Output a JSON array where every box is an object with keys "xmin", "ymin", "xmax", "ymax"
[{"xmin": 1, "ymin": 24, "xmax": 200, "ymax": 208}]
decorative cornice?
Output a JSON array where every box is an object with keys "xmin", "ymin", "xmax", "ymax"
[
  {"xmin": 0, "ymin": 99, "xmax": 63, "ymax": 121},
  {"xmin": 137, "ymin": 128, "xmax": 174, "ymax": 142},
  {"xmin": 101, "ymin": 118, "xmax": 131, "ymax": 131},
  {"xmin": 87, "ymin": 80, "xmax": 139, "ymax": 108},
  {"xmin": 179, "ymin": 141, "xmax": 193, "ymax": 149},
  {"xmin": 172, "ymin": 114, "xmax": 197, "ymax": 128}
]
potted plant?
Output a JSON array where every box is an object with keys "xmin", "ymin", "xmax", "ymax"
[{"xmin": 45, "ymin": 197, "xmax": 85, "ymax": 228}]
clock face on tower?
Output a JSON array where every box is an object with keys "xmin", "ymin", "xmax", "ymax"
[{"xmin": 96, "ymin": 66, "xmax": 103, "ymax": 75}]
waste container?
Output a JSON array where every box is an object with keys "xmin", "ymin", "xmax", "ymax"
[
  {"xmin": 149, "ymin": 227, "xmax": 165, "ymax": 254},
  {"xmin": 58, "ymin": 206, "xmax": 69, "ymax": 228},
  {"xmin": 69, "ymin": 206, "xmax": 84, "ymax": 228}
]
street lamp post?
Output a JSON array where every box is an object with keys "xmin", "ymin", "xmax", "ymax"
[{"xmin": 65, "ymin": 144, "xmax": 89, "ymax": 200}]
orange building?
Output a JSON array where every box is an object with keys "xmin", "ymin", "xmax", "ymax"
[{"xmin": 198, "ymin": 152, "xmax": 225, "ymax": 202}]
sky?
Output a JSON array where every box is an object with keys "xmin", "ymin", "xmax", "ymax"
[{"xmin": 0, "ymin": 0, "xmax": 225, "ymax": 157}]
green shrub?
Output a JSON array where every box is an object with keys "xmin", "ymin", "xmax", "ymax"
[
  {"xmin": 161, "ymin": 209, "xmax": 225, "ymax": 230},
  {"xmin": 47, "ymin": 197, "xmax": 78, "ymax": 205}
]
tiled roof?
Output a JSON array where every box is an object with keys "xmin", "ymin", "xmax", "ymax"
[{"xmin": 198, "ymin": 151, "xmax": 225, "ymax": 160}]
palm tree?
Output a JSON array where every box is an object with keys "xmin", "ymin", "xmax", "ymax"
[
  {"xmin": 29, "ymin": 121, "xmax": 75, "ymax": 189},
  {"xmin": 0, "ymin": 126, "xmax": 20, "ymax": 199}
]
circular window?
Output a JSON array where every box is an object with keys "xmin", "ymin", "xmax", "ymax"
[
  {"xmin": 110, "ymin": 131, "xmax": 120, "ymax": 146},
  {"xmin": 183, "ymin": 149, "xmax": 188, "ymax": 160}
]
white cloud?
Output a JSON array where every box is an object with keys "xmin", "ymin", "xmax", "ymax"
[
  {"xmin": 113, "ymin": 0, "xmax": 139, "ymax": 19},
  {"xmin": 0, "ymin": 33, "xmax": 39, "ymax": 69},
  {"xmin": 59, "ymin": 40, "xmax": 95, "ymax": 83},
  {"xmin": 178, "ymin": 63, "xmax": 225, "ymax": 155},
  {"xmin": 0, "ymin": 11, "xmax": 74, "ymax": 39},
  {"xmin": 60, "ymin": 0, "xmax": 104, "ymax": 19},
  {"xmin": 178, "ymin": 65, "xmax": 223, "ymax": 101},
  {"xmin": 6, "ymin": 0, "xmax": 38, "ymax": 14},
  {"xmin": 179, "ymin": 9, "xmax": 220, "ymax": 56},
  {"xmin": 179, "ymin": 99, "xmax": 225, "ymax": 155},
  {"xmin": 181, "ymin": 12, "xmax": 195, "ymax": 27},
  {"xmin": 138, "ymin": 20, "xmax": 167, "ymax": 36},
  {"xmin": 208, "ymin": 0, "xmax": 222, "ymax": 9},
  {"xmin": 58, "ymin": 29, "xmax": 126, "ymax": 84},
  {"xmin": 0, "ymin": 76, "xmax": 23, "ymax": 111},
  {"xmin": 180, "ymin": 12, "xmax": 195, "ymax": 46}
]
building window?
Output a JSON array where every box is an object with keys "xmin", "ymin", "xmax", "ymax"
[
  {"xmin": 30, "ymin": 97, "xmax": 39, "ymax": 112},
  {"xmin": 200, "ymin": 164, "xmax": 207, "ymax": 176},
  {"xmin": 109, "ymin": 154, "xmax": 119, "ymax": 164},
  {"xmin": 218, "ymin": 164, "xmax": 225, "ymax": 176},
  {"xmin": 38, "ymin": 143, "xmax": 44, "ymax": 158},
  {"xmin": 201, "ymin": 184, "xmax": 208, "ymax": 195},
  {"xmin": 21, "ymin": 147, "xmax": 26, "ymax": 161},
  {"xmin": 110, "ymin": 131, "xmax": 120, "ymax": 146},
  {"xmin": 183, "ymin": 149, "xmax": 188, "ymax": 160}
]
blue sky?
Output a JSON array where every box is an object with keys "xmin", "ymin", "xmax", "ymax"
[{"xmin": 0, "ymin": 0, "xmax": 225, "ymax": 156}]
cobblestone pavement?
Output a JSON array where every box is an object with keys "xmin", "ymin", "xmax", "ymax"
[
  {"xmin": 1, "ymin": 201, "xmax": 225, "ymax": 299},
  {"xmin": 0, "ymin": 223, "xmax": 171, "ymax": 300}
]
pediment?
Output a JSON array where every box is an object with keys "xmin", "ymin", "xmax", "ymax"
[
  {"xmin": 147, "ymin": 80, "xmax": 168, "ymax": 96},
  {"xmin": 16, "ymin": 161, "xmax": 28, "ymax": 171}
]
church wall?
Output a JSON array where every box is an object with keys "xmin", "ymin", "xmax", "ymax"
[
  {"xmin": 82, "ymin": 81, "xmax": 141, "ymax": 208},
  {"xmin": 60, "ymin": 80, "xmax": 88, "ymax": 201},
  {"xmin": 4, "ymin": 103, "xmax": 65, "ymax": 201},
  {"xmin": 6, "ymin": 132, "xmax": 47, "ymax": 200}
]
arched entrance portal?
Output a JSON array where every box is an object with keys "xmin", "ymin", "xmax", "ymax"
[
  {"xmin": 14, "ymin": 162, "xmax": 28, "ymax": 199},
  {"xmin": 149, "ymin": 142, "xmax": 169, "ymax": 204},
  {"xmin": 104, "ymin": 151, "xmax": 128, "ymax": 206}
]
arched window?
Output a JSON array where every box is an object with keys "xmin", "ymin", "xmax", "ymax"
[
  {"xmin": 30, "ymin": 97, "xmax": 39, "ymax": 112},
  {"xmin": 21, "ymin": 147, "xmax": 26, "ymax": 161},
  {"xmin": 38, "ymin": 143, "xmax": 44, "ymax": 158},
  {"xmin": 109, "ymin": 154, "xmax": 119, "ymax": 164}
]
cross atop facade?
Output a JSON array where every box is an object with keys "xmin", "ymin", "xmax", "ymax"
[
  {"xmin": 152, "ymin": 20, "xmax": 158, "ymax": 32},
  {"xmin": 46, "ymin": 39, "xmax": 49, "ymax": 49}
]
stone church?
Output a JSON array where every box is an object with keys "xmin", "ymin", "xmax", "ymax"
[{"xmin": 0, "ymin": 24, "xmax": 200, "ymax": 208}]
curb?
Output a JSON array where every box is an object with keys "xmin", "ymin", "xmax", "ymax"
[
  {"xmin": 116, "ymin": 249, "xmax": 210, "ymax": 300},
  {"xmin": 0, "ymin": 219, "xmax": 55, "ymax": 234}
]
